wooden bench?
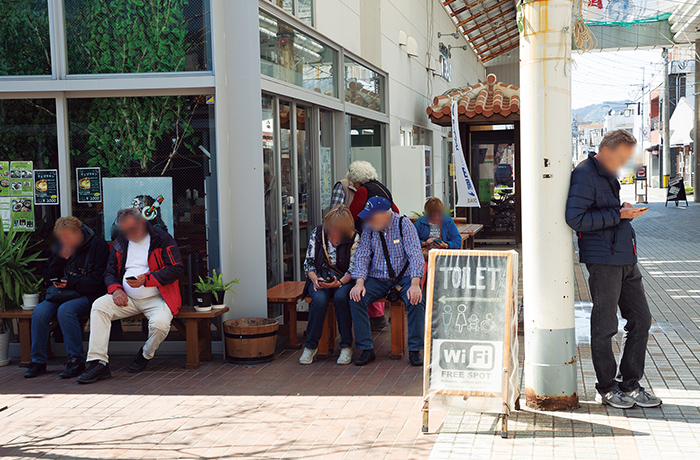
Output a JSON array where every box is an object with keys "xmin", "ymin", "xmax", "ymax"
[
  {"xmin": 456, "ymin": 223, "xmax": 484, "ymax": 250},
  {"xmin": 268, "ymin": 281, "xmax": 407, "ymax": 360},
  {"xmin": 0, "ymin": 306, "xmax": 228, "ymax": 370}
]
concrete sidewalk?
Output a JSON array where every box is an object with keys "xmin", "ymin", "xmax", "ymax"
[{"xmin": 430, "ymin": 186, "xmax": 700, "ymax": 460}]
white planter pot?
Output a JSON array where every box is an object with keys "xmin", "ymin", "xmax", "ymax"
[
  {"xmin": 0, "ymin": 330, "xmax": 10, "ymax": 367},
  {"xmin": 23, "ymin": 293, "xmax": 40, "ymax": 309}
]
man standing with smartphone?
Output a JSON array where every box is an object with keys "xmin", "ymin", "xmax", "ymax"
[{"xmin": 566, "ymin": 130, "xmax": 661, "ymax": 409}]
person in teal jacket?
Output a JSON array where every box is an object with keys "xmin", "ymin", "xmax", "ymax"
[{"xmin": 413, "ymin": 198, "xmax": 462, "ymax": 257}]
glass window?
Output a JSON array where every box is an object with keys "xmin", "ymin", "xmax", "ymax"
[
  {"xmin": 0, "ymin": 1, "xmax": 51, "ymax": 76},
  {"xmin": 348, "ymin": 116, "xmax": 385, "ymax": 183},
  {"xmin": 297, "ymin": 0, "xmax": 313, "ymax": 26},
  {"xmin": 259, "ymin": 10, "xmax": 335, "ymax": 96},
  {"xmin": 68, "ymin": 95, "xmax": 215, "ymax": 276},
  {"xmin": 262, "ymin": 95, "xmax": 281, "ymax": 289},
  {"xmin": 344, "ymin": 57, "xmax": 384, "ymax": 113},
  {"xmin": 265, "ymin": 0, "xmax": 313, "ymax": 26},
  {"xmin": 64, "ymin": 0, "xmax": 211, "ymax": 74},
  {"xmin": 0, "ymin": 99, "xmax": 59, "ymax": 234}
]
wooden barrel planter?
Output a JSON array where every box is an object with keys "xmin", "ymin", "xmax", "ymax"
[{"xmin": 223, "ymin": 318, "xmax": 279, "ymax": 364}]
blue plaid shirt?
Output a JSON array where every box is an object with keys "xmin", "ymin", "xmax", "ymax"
[
  {"xmin": 330, "ymin": 182, "xmax": 346, "ymax": 207},
  {"xmin": 352, "ymin": 212, "xmax": 425, "ymax": 281}
]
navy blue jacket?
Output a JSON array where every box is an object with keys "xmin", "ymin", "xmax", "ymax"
[
  {"xmin": 414, "ymin": 214, "xmax": 462, "ymax": 249},
  {"xmin": 565, "ymin": 154, "xmax": 637, "ymax": 266}
]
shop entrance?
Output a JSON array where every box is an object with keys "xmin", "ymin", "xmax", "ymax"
[{"xmin": 262, "ymin": 94, "xmax": 330, "ymax": 290}]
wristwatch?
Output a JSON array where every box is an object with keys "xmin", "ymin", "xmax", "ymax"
[{"xmin": 338, "ymin": 280, "xmax": 344, "ymax": 287}]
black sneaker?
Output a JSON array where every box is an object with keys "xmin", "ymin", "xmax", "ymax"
[
  {"xmin": 127, "ymin": 347, "xmax": 150, "ymax": 373},
  {"xmin": 409, "ymin": 351, "xmax": 423, "ymax": 367},
  {"xmin": 24, "ymin": 362, "xmax": 46, "ymax": 379},
  {"xmin": 59, "ymin": 357, "xmax": 85, "ymax": 379},
  {"xmin": 76, "ymin": 361, "xmax": 111, "ymax": 384},
  {"xmin": 354, "ymin": 349, "xmax": 376, "ymax": 366}
]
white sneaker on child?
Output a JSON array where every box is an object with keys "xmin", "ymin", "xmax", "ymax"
[
  {"xmin": 336, "ymin": 347, "xmax": 353, "ymax": 365},
  {"xmin": 299, "ymin": 347, "xmax": 317, "ymax": 365}
]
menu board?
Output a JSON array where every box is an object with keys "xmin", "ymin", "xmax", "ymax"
[
  {"xmin": 10, "ymin": 161, "xmax": 34, "ymax": 196},
  {"xmin": 0, "ymin": 198, "xmax": 10, "ymax": 231},
  {"xmin": 10, "ymin": 197, "xmax": 35, "ymax": 231},
  {"xmin": 0, "ymin": 161, "xmax": 9, "ymax": 197},
  {"xmin": 34, "ymin": 169, "xmax": 59, "ymax": 205},
  {"xmin": 76, "ymin": 167, "xmax": 102, "ymax": 203}
]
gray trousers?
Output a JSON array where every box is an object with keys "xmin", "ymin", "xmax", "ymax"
[{"xmin": 587, "ymin": 263, "xmax": 652, "ymax": 393}]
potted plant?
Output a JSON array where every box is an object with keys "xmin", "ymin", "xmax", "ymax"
[
  {"xmin": 0, "ymin": 226, "xmax": 45, "ymax": 366},
  {"xmin": 192, "ymin": 276, "xmax": 217, "ymax": 311},
  {"xmin": 209, "ymin": 269, "xmax": 239, "ymax": 309},
  {"xmin": 21, "ymin": 279, "xmax": 43, "ymax": 310}
]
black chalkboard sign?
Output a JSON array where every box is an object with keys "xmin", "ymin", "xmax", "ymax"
[
  {"xmin": 423, "ymin": 250, "xmax": 518, "ymax": 397},
  {"xmin": 421, "ymin": 249, "xmax": 519, "ymax": 436},
  {"xmin": 666, "ymin": 177, "xmax": 688, "ymax": 207}
]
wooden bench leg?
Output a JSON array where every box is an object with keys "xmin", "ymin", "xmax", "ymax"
[
  {"xmin": 317, "ymin": 302, "xmax": 336, "ymax": 359},
  {"xmin": 470, "ymin": 234, "xmax": 476, "ymax": 250},
  {"xmin": 285, "ymin": 301, "xmax": 302, "ymax": 349},
  {"xmin": 184, "ymin": 319, "xmax": 200, "ymax": 369},
  {"xmin": 390, "ymin": 302, "xmax": 405, "ymax": 359},
  {"xmin": 18, "ymin": 318, "xmax": 31, "ymax": 368},
  {"xmin": 198, "ymin": 318, "xmax": 213, "ymax": 362}
]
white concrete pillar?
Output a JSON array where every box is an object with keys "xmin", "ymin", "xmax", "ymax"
[
  {"xmin": 520, "ymin": 0, "xmax": 579, "ymax": 410},
  {"xmin": 211, "ymin": 0, "xmax": 268, "ymax": 319}
]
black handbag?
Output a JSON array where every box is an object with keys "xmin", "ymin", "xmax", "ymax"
[
  {"xmin": 45, "ymin": 244, "xmax": 92, "ymax": 303},
  {"xmin": 318, "ymin": 226, "xmax": 345, "ymax": 283}
]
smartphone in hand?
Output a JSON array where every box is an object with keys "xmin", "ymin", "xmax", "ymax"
[{"xmin": 126, "ymin": 276, "xmax": 138, "ymax": 281}]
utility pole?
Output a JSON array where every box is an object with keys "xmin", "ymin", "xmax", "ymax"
[
  {"xmin": 520, "ymin": 0, "xmax": 578, "ymax": 410},
  {"xmin": 662, "ymin": 48, "xmax": 671, "ymax": 188},
  {"xmin": 640, "ymin": 67, "xmax": 645, "ymax": 162},
  {"xmin": 694, "ymin": 40, "xmax": 700, "ymax": 202}
]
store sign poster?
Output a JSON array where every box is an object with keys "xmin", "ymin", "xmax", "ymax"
[
  {"xmin": 0, "ymin": 161, "xmax": 9, "ymax": 197},
  {"xmin": 102, "ymin": 177, "xmax": 173, "ymax": 241},
  {"xmin": 0, "ymin": 197, "xmax": 10, "ymax": 231},
  {"xmin": 76, "ymin": 168, "xmax": 102, "ymax": 203},
  {"xmin": 10, "ymin": 161, "xmax": 34, "ymax": 197},
  {"xmin": 10, "ymin": 197, "xmax": 35, "ymax": 232},
  {"xmin": 34, "ymin": 169, "xmax": 59, "ymax": 205}
]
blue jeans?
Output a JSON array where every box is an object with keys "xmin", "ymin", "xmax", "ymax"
[
  {"xmin": 350, "ymin": 277, "xmax": 425, "ymax": 352},
  {"xmin": 31, "ymin": 297, "xmax": 91, "ymax": 364},
  {"xmin": 306, "ymin": 283, "xmax": 353, "ymax": 350}
]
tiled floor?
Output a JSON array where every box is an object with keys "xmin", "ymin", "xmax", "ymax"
[
  {"xmin": 0, "ymin": 327, "xmax": 434, "ymax": 459},
  {"xmin": 2, "ymin": 185, "xmax": 700, "ymax": 459},
  {"xmin": 429, "ymin": 186, "xmax": 700, "ymax": 459}
]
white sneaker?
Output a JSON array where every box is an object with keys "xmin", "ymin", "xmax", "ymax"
[
  {"xmin": 336, "ymin": 348, "xmax": 353, "ymax": 365},
  {"xmin": 299, "ymin": 347, "xmax": 317, "ymax": 365}
]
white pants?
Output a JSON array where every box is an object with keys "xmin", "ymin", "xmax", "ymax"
[{"xmin": 87, "ymin": 294, "xmax": 173, "ymax": 363}]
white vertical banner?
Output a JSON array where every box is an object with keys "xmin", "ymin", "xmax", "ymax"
[{"xmin": 451, "ymin": 100, "xmax": 480, "ymax": 207}]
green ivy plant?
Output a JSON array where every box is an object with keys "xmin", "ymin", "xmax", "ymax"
[{"xmin": 63, "ymin": 0, "xmax": 201, "ymax": 176}]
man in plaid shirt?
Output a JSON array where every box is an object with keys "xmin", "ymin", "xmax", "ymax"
[{"xmin": 350, "ymin": 196, "xmax": 426, "ymax": 366}]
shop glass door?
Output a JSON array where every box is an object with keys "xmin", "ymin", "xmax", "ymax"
[{"xmin": 262, "ymin": 96, "xmax": 323, "ymax": 287}]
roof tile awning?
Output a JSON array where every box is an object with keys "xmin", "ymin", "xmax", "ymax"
[
  {"xmin": 440, "ymin": 0, "xmax": 519, "ymax": 63},
  {"xmin": 427, "ymin": 73, "xmax": 519, "ymax": 125}
]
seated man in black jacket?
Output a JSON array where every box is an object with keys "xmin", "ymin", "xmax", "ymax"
[
  {"xmin": 566, "ymin": 129, "xmax": 660, "ymax": 409},
  {"xmin": 24, "ymin": 217, "xmax": 109, "ymax": 379}
]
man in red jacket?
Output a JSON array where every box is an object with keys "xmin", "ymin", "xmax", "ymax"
[{"xmin": 77, "ymin": 208, "xmax": 184, "ymax": 384}]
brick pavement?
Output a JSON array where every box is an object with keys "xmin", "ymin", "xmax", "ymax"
[
  {"xmin": 430, "ymin": 186, "xmax": 700, "ymax": 460},
  {"xmin": 0, "ymin": 326, "xmax": 435, "ymax": 459},
  {"xmin": 2, "ymin": 185, "xmax": 700, "ymax": 459}
]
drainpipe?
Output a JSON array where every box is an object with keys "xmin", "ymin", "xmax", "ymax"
[{"xmin": 519, "ymin": 0, "xmax": 579, "ymax": 410}]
